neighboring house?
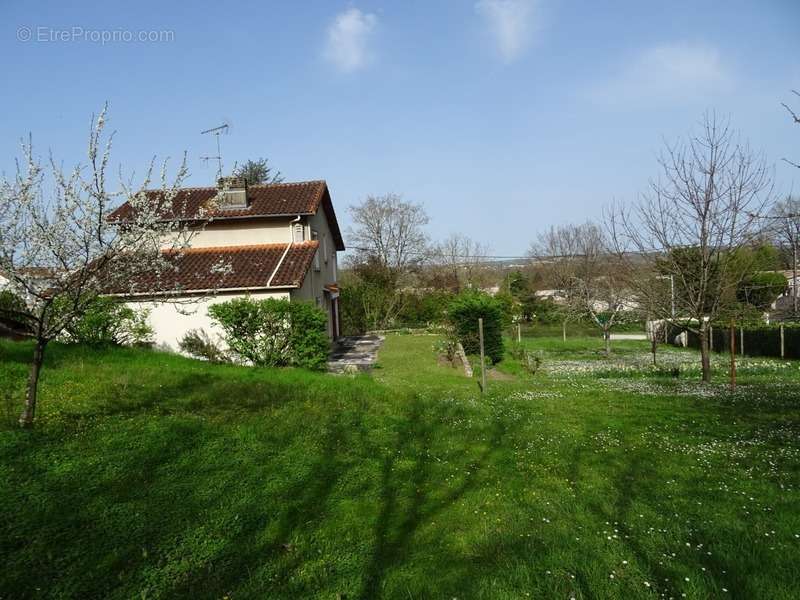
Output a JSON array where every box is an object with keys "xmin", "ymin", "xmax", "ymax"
[{"xmin": 107, "ymin": 178, "xmax": 344, "ymax": 351}]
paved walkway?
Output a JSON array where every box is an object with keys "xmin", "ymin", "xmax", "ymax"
[
  {"xmin": 327, "ymin": 335, "xmax": 385, "ymax": 374},
  {"xmin": 609, "ymin": 333, "xmax": 648, "ymax": 340}
]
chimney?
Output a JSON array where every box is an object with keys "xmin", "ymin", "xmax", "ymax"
[{"xmin": 216, "ymin": 176, "xmax": 248, "ymax": 209}]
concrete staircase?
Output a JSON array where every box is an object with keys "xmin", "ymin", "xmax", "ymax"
[{"xmin": 327, "ymin": 335, "xmax": 384, "ymax": 374}]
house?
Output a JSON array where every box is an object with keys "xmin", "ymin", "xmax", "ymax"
[{"xmin": 107, "ymin": 178, "xmax": 344, "ymax": 350}]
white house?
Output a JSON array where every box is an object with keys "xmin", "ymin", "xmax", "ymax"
[{"xmin": 107, "ymin": 178, "xmax": 344, "ymax": 350}]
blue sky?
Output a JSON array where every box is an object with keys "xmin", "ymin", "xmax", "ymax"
[{"xmin": 2, "ymin": 0, "xmax": 799, "ymax": 255}]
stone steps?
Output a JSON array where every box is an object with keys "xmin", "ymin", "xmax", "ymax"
[{"xmin": 327, "ymin": 335, "xmax": 384, "ymax": 374}]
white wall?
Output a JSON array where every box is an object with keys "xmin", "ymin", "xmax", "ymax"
[
  {"xmin": 175, "ymin": 219, "xmax": 292, "ymax": 248},
  {"xmin": 128, "ymin": 290, "xmax": 290, "ymax": 352},
  {"xmin": 290, "ymin": 209, "xmax": 340, "ymax": 337}
]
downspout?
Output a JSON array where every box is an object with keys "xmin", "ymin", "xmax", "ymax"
[{"xmin": 267, "ymin": 216, "xmax": 301, "ymax": 290}]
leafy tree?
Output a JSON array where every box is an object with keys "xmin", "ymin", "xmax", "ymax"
[
  {"xmin": 339, "ymin": 259, "xmax": 404, "ymax": 333},
  {"xmin": 232, "ymin": 158, "xmax": 283, "ymax": 185}
]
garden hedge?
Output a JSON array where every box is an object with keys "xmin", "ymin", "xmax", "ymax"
[
  {"xmin": 447, "ymin": 292, "xmax": 504, "ymax": 364},
  {"xmin": 671, "ymin": 323, "xmax": 800, "ymax": 360}
]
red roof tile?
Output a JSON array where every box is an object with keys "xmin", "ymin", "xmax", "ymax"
[
  {"xmin": 108, "ymin": 180, "xmax": 344, "ymax": 251},
  {"xmin": 109, "ymin": 242, "xmax": 318, "ymax": 295}
]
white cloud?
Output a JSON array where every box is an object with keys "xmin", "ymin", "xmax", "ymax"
[
  {"xmin": 589, "ymin": 42, "xmax": 733, "ymax": 105},
  {"xmin": 475, "ymin": 0, "xmax": 538, "ymax": 62},
  {"xmin": 323, "ymin": 8, "xmax": 378, "ymax": 73}
]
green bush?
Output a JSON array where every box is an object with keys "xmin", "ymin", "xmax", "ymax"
[
  {"xmin": 208, "ymin": 297, "xmax": 329, "ymax": 370},
  {"xmin": 60, "ymin": 296, "xmax": 153, "ymax": 346},
  {"xmin": 493, "ymin": 291, "xmax": 521, "ymax": 327},
  {"xmin": 738, "ymin": 272, "xmax": 788, "ymax": 311},
  {"xmin": 396, "ymin": 290, "xmax": 453, "ymax": 327},
  {"xmin": 508, "ymin": 341, "xmax": 542, "ymax": 376},
  {"xmin": 447, "ymin": 291, "xmax": 504, "ymax": 364},
  {"xmin": 178, "ymin": 329, "xmax": 229, "ymax": 363},
  {"xmin": 0, "ymin": 290, "xmax": 32, "ymax": 334}
]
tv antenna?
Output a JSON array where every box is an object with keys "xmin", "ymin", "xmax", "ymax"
[{"xmin": 200, "ymin": 120, "xmax": 231, "ymax": 179}]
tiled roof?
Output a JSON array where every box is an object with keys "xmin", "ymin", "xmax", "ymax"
[
  {"xmin": 108, "ymin": 180, "xmax": 345, "ymax": 251},
  {"xmin": 110, "ymin": 242, "xmax": 318, "ymax": 295}
]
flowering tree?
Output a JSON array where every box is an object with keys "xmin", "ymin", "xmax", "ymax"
[{"xmin": 0, "ymin": 106, "xmax": 216, "ymax": 427}]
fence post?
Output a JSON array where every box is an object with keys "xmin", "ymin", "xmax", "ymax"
[
  {"xmin": 780, "ymin": 324, "xmax": 785, "ymax": 359},
  {"xmin": 740, "ymin": 326, "xmax": 744, "ymax": 357},
  {"xmin": 478, "ymin": 317, "xmax": 486, "ymax": 394}
]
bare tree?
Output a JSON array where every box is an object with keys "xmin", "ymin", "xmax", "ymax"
[
  {"xmin": 782, "ymin": 90, "xmax": 800, "ymax": 169},
  {"xmin": 608, "ymin": 113, "xmax": 772, "ymax": 382},
  {"xmin": 768, "ymin": 196, "xmax": 800, "ymax": 316},
  {"xmin": 0, "ymin": 107, "xmax": 217, "ymax": 427},
  {"xmin": 347, "ymin": 194, "xmax": 429, "ymax": 271},
  {"xmin": 431, "ymin": 233, "xmax": 491, "ymax": 292},
  {"xmin": 533, "ymin": 222, "xmax": 629, "ymax": 354}
]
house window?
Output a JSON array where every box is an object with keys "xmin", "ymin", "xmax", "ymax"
[
  {"xmin": 322, "ymin": 234, "xmax": 328, "ymax": 264},
  {"xmin": 312, "ymin": 230, "xmax": 320, "ymax": 271}
]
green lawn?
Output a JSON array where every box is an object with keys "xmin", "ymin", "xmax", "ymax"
[{"xmin": 1, "ymin": 335, "xmax": 800, "ymax": 599}]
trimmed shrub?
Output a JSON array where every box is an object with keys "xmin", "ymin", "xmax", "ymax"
[
  {"xmin": 287, "ymin": 301, "xmax": 331, "ymax": 371},
  {"xmin": 447, "ymin": 291, "xmax": 504, "ymax": 364},
  {"xmin": 60, "ymin": 296, "xmax": 153, "ymax": 346},
  {"xmin": 208, "ymin": 297, "xmax": 329, "ymax": 370}
]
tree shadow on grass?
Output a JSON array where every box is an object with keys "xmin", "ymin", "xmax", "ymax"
[
  {"xmin": 162, "ymin": 407, "xmax": 365, "ymax": 598},
  {"xmin": 359, "ymin": 394, "xmax": 511, "ymax": 599},
  {"xmin": 568, "ymin": 440, "xmax": 735, "ymax": 598},
  {"xmin": 0, "ymin": 418, "xmax": 222, "ymax": 597}
]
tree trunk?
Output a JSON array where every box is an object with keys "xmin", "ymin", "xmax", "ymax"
[
  {"xmin": 19, "ymin": 339, "xmax": 47, "ymax": 428},
  {"xmin": 562, "ymin": 320, "xmax": 566, "ymax": 342},
  {"xmin": 793, "ymin": 242, "xmax": 798, "ymax": 316},
  {"xmin": 729, "ymin": 320, "xmax": 736, "ymax": 391},
  {"xmin": 604, "ymin": 329, "xmax": 611, "ymax": 356},
  {"xmin": 698, "ymin": 324, "xmax": 711, "ymax": 383}
]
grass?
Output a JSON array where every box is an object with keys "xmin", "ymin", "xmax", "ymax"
[{"xmin": 1, "ymin": 335, "xmax": 800, "ymax": 598}]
